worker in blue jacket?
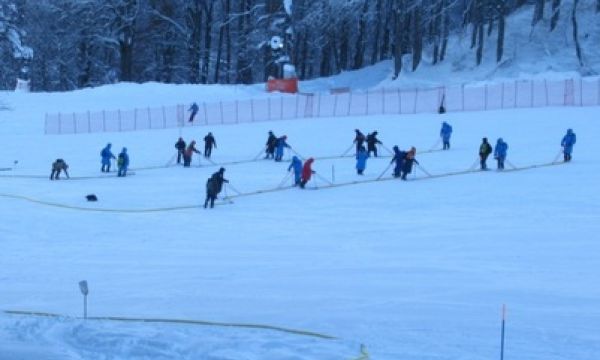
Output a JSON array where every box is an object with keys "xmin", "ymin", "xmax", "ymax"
[
  {"xmin": 356, "ymin": 146, "xmax": 369, "ymax": 175},
  {"xmin": 494, "ymin": 138, "xmax": 508, "ymax": 170},
  {"xmin": 561, "ymin": 129, "xmax": 576, "ymax": 162},
  {"xmin": 100, "ymin": 143, "xmax": 116, "ymax": 172},
  {"xmin": 440, "ymin": 121, "xmax": 453, "ymax": 150},
  {"xmin": 275, "ymin": 135, "xmax": 290, "ymax": 162},
  {"xmin": 117, "ymin": 147, "xmax": 130, "ymax": 177},
  {"xmin": 391, "ymin": 146, "xmax": 405, "ymax": 178},
  {"xmin": 288, "ymin": 156, "xmax": 303, "ymax": 186}
]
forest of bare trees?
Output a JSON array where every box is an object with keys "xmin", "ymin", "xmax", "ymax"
[{"xmin": 1, "ymin": 0, "xmax": 597, "ymax": 91}]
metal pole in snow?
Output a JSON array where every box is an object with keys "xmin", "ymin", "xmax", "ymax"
[{"xmin": 500, "ymin": 304, "xmax": 506, "ymax": 360}]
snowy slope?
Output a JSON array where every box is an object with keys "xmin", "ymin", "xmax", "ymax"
[{"xmin": 1, "ymin": 74, "xmax": 600, "ymax": 359}]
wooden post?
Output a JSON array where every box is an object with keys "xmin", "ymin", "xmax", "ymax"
[
  {"xmin": 73, "ymin": 113, "xmax": 77, "ymax": 133},
  {"xmin": 147, "ymin": 107, "xmax": 151, "ymax": 128},
  {"xmin": 87, "ymin": 110, "xmax": 91, "ymax": 133},
  {"xmin": 235, "ymin": 100, "xmax": 239, "ymax": 123},
  {"xmin": 203, "ymin": 102, "xmax": 208, "ymax": 125},
  {"xmin": 347, "ymin": 91, "xmax": 353, "ymax": 116},
  {"xmin": 162, "ymin": 106, "xmax": 167, "ymax": 128},
  {"xmin": 220, "ymin": 101, "xmax": 224, "ymax": 124},
  {"xmin": 118, "ymin": 109, "xmax": 122, "ymax": 131},
  {"xmin": 250, "ymin": 99, "xmax": 255, "ymax": 122}
]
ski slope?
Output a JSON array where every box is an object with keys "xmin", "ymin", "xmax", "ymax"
[{"xmin": 1, "ymin": 81, "xmax": 600, "ymax": 359}]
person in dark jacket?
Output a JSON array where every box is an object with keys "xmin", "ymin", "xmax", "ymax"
[
  {"xmin": 204, "ymin": 132, "xmax": 216, "ymax": 158},
  {"xmin": 100, "ymin": 143, "xmax": 116, "ymax": 172},
  {"xmin": 561, "ymin": 128, "xmax": 577, "ymax": 162},
  {"xmin": 391, "ymin": 146, "xmax": 406, "ymax": 178},
  {"xmin": 175, "ymin": 137, "xmax": 186, "ymax": 164},
  {"xmin": 354, "ymin": 129, "xmax": 366, "ymax": 155},
  {"xmin": 275, "ymin": 135, "xmax": 290, "ymax": 162},
  {"xmin": 440, "ymin": 121, "xmax": 453, "ymax": 150},
  {"xmin": 494, "ymin": 138, "xmax": 508, "ymax": 170},
  {"xmin": 204, "ymin": 167, "xmax": 229, "ymax": 208},
  {"xmin": 188, "ymin": 102, "xmax": 199, "ymax": 122},
  {"xmin": 479, "ymin": 137, "xmax": 493, "ymax": 170},
  {"xmin": 183, "ymin": 140, "xmax": 201, "ymax": 167},
  {"xmin": 50, "ymin": 159, "xmax": 69, "ymax": 180},
  {"xmin": 265, "ymin": 131, "xmax": 277, "ymax": 159},
  {"xmin": 117, "ymin": 147, "xmax": 130, "ymax": 177},
  {"xmin": 288, "ymin": 156, "xmax": 303, "ymax": 186},
  {"xmin": 366, "ymin": 131, "xmax": 382, "ymax": 157},
  {"xmin": 356, "ymin": 146, "xmax": 369, "ymax": 175},
  {"xmin": 300, "ymin": 158, "xmax": 315, "ymax": 189},
  {"xmin": 400, "ymin": 147, "xmax": 419, "ymax": 180}
]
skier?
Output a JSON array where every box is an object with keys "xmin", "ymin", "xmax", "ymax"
[
  {"xmin": 100, "ymin": 143, "xmax": 116, "ymax": 172},
  {"xmin": 300, "ymin": 158, "xmax": 315, "ymax": 189},
  {"xmin": 188, "ymin": 102, "xmax": 199, "ymax": 122},
  {"xmin": 275, "ymin": 135, "xmax": 290, "ymax": 162},
  {"xmin": 356, "ymin": 146, "xmax": 369, "ymax": 175},
  {"xmin": 561, "ymin": 128, "xmax": 577, "ymax": 162},
  {"xmin": 183, "ymin": 140, "xmax": 201, "ymax": 167},
  {"xmin": 400, "ymin": 147, "xmax": 419, "ymax": 180},
  {"xmin": 366, "ymin": 131, "xmax": 382, "ymax": 157},
  {"xmin": 175, "ymin": 137, "xmax": 186, "ymax": 164},
  {"xmin": 50, "ymin": 159, "xmax": 69, "ymax": 180},
  {"xmin": 494, "ymin": 138, "xmax": 508, "ymax": 170},
  {"xmin": 265, "ymin": 131, "xmax": 277, "ymax": 159},
  {"xmin": 479, "ymin": 137, "xmax": 493, "ymax": 170},
  {"xmin": 440, "ymin": 121, "xmax": 453, "ymax": 150},
  {"xmin": 353, "ymin": 129, "xmax": 366, "ymax": 155},
  {"xmin": 288, "ymin": 156, "xmax": 303, "ymax": 186},
  {"xmin": 117, "ymin": 147, "xmax": 130, "ymax": 177},
  {"xmin": 204, "ymin": 132, "xmax": 216, "ymax": 158},
  {"xmin": 390, "ymin": 146, "xmax": 406, "ymax": 178},
  {"xmin": 204, "ymin": 167, "xmax": 229, "ymax": 209}
]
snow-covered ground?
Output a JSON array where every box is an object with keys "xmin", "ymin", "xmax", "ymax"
[{"xmin": 1, "ymin": 72, "xmax": 599, "ymax": 359}]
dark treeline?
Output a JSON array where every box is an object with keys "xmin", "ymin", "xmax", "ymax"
[{"xmin": 0, "ymin": 0, "xmax": 594, "ymax": 91}]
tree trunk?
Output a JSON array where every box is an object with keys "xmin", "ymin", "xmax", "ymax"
[
  {"xmin": 551, "ymin": 0, "xmax": 561, "ymax": 31},
  {"xmin": 200, "ymin": 2, "xmax": 213, "ymax": 84},
  {"xmin": 370, "ymin": 0, "xmax": 383, "ymax": 65},
  {"xmin": 572, "ymin": 0, "xmax": 583, "ymax": 66},
  {"xmin": 497, "ymin": 0, "xmax": 505, "ymax": 62},
  {"xmin": 532, "ymin": 0, "xmax": 545, "ymax": 26},
  {"xmin": 411, "ymin": 6, "xmax": 422, "ymax": 71}
]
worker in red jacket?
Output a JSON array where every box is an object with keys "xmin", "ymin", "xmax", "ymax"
[{"xmin": 300, "ymin": 158, "xmax": 315, "ymax": 189}]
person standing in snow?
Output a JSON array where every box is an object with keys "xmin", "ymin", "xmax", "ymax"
[
  {"xmin": 188, "ymin": 102, "xmax": 199, "ymax": 123},
  {"xmin": 356, "ymin": 146, "xmax": 369, "ymax": 175},
  {"xmin": 204, "ymin": 132, "xmax": 216, "ymax": 158},
  {"xmin": 117, "ymin": 147, "xmax": 130, "ymax": 177},
  {"xmin": 354, "ymin": 129, "xmax": 366, "ymax": 155},
  {"xmin": 300, "ymin": 158, "xmax": 315, "ymax": 189},
  {"xmin": 391, "ymin": 146, "xmax": 406, "ymax": 178},
  {"xmin": 494, "ymin": 138, "xmax": 508, "ymax": 170},
  {"xmin": 175, "ymin": 137, "xmax": 186, "ymax": 164},
  {"xmin": 183, "ymin": 140, "xmax": 201, "ymax": 167},
  {"xmin": 288, "ymin": 156, "xmax": 303, "ymax": 186},
  {"xmin": 204, "ymin": 167, "xmax": 229, "ymax": 209},
  {"xmin": 561, "ymin": 128, "xmax": 576, "ymax": 162},
  {"xmin": 265, "ymin": 131, "xmax": 277, "ymax": 159},
  {"xmin": 275, "ymin": 135, "xmax": 290, "ymax": 162},
  {"xmin": 400, "ymin": 147, "xmax": 419, "ymax": 180},
  {"xmin": 100, "ymin": 143, "xmax": 116, "ymax": 172},
  {"xmin": 440, "ymin": 121, "xmax": 453, "ymax": 150},
  {"xmin": 50, "ymin": 159, "xmax": 69, "ymax": 180},
  {"xmin": 479, "ymin": 137, "xmax": 493, "ymax": 170},
  {"xmin": 366, "ymin": 131, "xmax": 382, "ymax": 157}
]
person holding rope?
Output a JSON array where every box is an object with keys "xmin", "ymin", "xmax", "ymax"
[
  {"xmin": 50, "ymin": 159, "xmax": 69, "ymax": 180},
  {"xmin": 354, "ymin": 129, "xmax": 366, "ymax": 155},
  {"xmin": 288, "ymin": 156, "xmax": 303, "ymax": 186},
  {"xmin": 265, "ymin": 131, "xmax": 277, "ymax": 159},
  {"xmin": 561, "ymin": 128, "xmax": 576, "ymax": 162},
  {"xmin": 494, "ymin": 138, "xmax": 508, "ymax": 170},
  {"xmin": 391, "ymin": 146, "xmax": 406, "ymax": 178},
  {"xmin": 275, "ymin": 135, "xmax": 290, "ymax": 162},
  {"xmin": 100, "ymin": 143, "xmax": 116, "ymax": 172},
  {"xmin": 366, "ymin": 131, "xmax": 382, "ymax": 157},
  {"xmin": 175, "ymin": 137, "xmax": 186, "ymax": 164},
  {"xmin": 479, "ymin": 137, "xmax": 493, "ymax": 170},
  {"xmin": 356, "ymin": 146, "xmax": 369, "ymax": 175},
  {"xmin": 183, "ymin": 140, "xmax": 201, "ymax": 167},
  {"xmin": 440, "ymin": 121, "xmax": 453, "ymax": 150},
  {"xmin": 204, "ymin": 167, "xmax": 229, "ymax": 209},
  {"xmin": 117, "ymin": 147, "xmax": 130, "ymax": 177},
  {"xmin": 400, "ymin": 147, "xmax": 419, "ymax": 180},
  {"xmin": 300, "ymin": 158, "xmax": 315, "ymax": 189},
  {"xmin": 204, "ymin": 132, "xmax": 216, "ymax": 158}
]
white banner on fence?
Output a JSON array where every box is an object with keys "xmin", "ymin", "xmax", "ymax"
[{"xmin": 45, "ymin": 77, "xmax": 600, "ymax": 135}]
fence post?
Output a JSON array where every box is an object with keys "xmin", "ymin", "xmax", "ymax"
[
  {"xmin": 250, "ymin": 99, "xmax": 255, "ymax": 122},
  {"xmin": 484, "ymin": 84, "xmax": 488, "ymax": 110},
  {"xmin": 382, "ymin": 88, "xmax": 386, "ymax": 114},
  {"xmin": 530, "ymin": 80, "xmax": 534, "ymax": 107},
  {"xmin": 544, "ymin": 79, "xmax": 549, "ymax": 106},
  {"xmin": 366, "ymin": 89, "xmax": 370, "ymax": 115},
  {"xmin": 579, "ymin": 78, "xmax": 583, "ymax": 106},
  {"xmin": 514, "ymin": 80, "xmax": 518, "ymax": 108},
  {"xmin": 397, "ymin": 88, "xmax": 402, "ymax": 114},
  {"xmin": 295, "ymin": 95, "xmax": 300, "ymax": 118},
  {"xmin": 598, "ymin": 77, "xmax": 600, "ymax": 105},
  {"xmin": 461, "ymin": 84, "xmax": 465, "ymax": 111},
  {"xmin": 317, "ymin": 92, "xmax": 321, "ymax": 117},
  {"xmin": 235, "ymin": 100, "xmax": 239, "ymax": 123},
  {"xmin": 102, "ymin": 110, "xmax": 106, "ymax": 132},
  {"xmin": 267, "ymin": 97, "xmax": 271, "ymax": 121},
  {"xmin": 203, "ymin": 102, "xmax": 208, "ymax": 125},
  {"xmin": 87, "ymin": 110, "xmax": 91, "ymax": 133},
  {"xmin": 220, "ymin": 101, "xmax": 224, "ymax": 124},
  {"xmin": 333, "ymin": 93, "xmax": 339, "ymax": 116},
  {"xmin": 147, "ymin": 107, "xmax": 151, "ymax": 129},
  {"xmin": 347, "ymin": 91, "xmax": 352, "ymax": 116},
  {"xmin": 500, "ymin": 82, "xmax": 505, "ymax": 109},
  {"xmin": 413, "ymin": 88, "xmax": 418, "ymax": 114},
  {"xmin": 73, "ymin": 113, "xmax": 77, "ymax": 134},
  {"xmin": 118, "ymin": 109, "xmax": 122, "ymax": 132},
  {"xmin": 280, "ymin": 96, "xmax": 284, "ymax": 120},
  {"xmin": 44, "ymin": 114, "xmax": 48, "ymax": 135},
  {"xmin": 134, "ymin": 108, "xmax": 137, "ymax": 130}
]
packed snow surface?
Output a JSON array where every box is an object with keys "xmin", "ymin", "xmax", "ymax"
[{"xmin": 1, "ymin": 75, "xmax": 599, "ymax": 359}]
